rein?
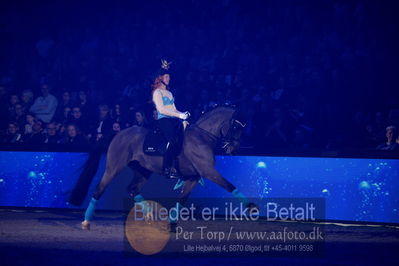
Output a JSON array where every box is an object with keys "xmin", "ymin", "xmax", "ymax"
[
  {"xmin": 193, "ymin": 115, "xmax": 246, "ymax": 149},
  {"xmin": 192, "ymin": 124, "xmax": 220, "ymax": 143}
]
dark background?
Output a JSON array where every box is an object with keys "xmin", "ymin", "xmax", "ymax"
[{"xmin": 1, "ymin": 0, "xmax": 398, "ymax": 152}]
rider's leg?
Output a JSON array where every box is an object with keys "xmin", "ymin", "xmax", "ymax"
[
  {"xmin": 163, "ymin": 144, "xmax": 176, "ymax": 176},
  {"xmin": 158, "ymin": 118, "xmax": 182, "ymax": 178},
  {"xmin": 158, "ymin": 118, "xmax": 180, "ymax": 178},
  {"xmin": 171, "ymin": 119, "xmax": 184, "ymax": 176}
]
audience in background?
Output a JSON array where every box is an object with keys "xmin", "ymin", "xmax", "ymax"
[
  {"xmin": 20, "ymin": 90, "xmax": 34, "ymax": 113},
  {"xmin": 77, "ymin": 90, "xmax": 91, "ymax": 118},
  {"xmin": 29, "ymin": 84, "xmax": 58, "ymax": 123},
  {"xmin": 92, "ymin": 104, "xmax": 113, "ymax": 143},
  {"xmin": 23, "ymin": 119, "xmax": 45, "ymax": 144},
  {"xmin": 2, "ymin": 123, "xmax": 22, "ymax": 143},
  {"xmin": 376, "ymin": 126, "xmax": 399, "ymax": 151},
  {"xmin": 60, "ymin": 107, "xmax": 71, "ymax": 126},
  {"xmin": 110, "ymin": 103, "xmax": 126, "ymax": 126},
  {"xmin": 24, "ymin": 113, "xmax": 35, "ymax": 135},
  {"xmin": 61, "ymin": 124, "xmax": 88, "ymax": 147},
  {"xmin": 69, "ymin": 106, "xmax": 89, "ymax": 135},
  {"xmin": 112, "ymin": 122, "xmax": 121, "ymax": 137},
  {"xmin": 7, "ymin": 94, "xmax": 19, "ymax": 121},
  {"xmin": 0, "ymin": 0, "xmax": 398, "ymax": 152},
  {"xmin": 134, "ymin": 111, "xmax": 148, "ymax": 128},
  {"xmin": 44, "ymin": 122, "xmax": 61, "ymax": 144},
  {"xmin": 55, "ymin": 91, "xmax": 72, "ymax": 122},
  {"xmin": 12, "ymin": 103, "xmax": 26, "ymax": 130}
]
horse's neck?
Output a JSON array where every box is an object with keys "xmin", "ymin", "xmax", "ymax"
[{"xmin": 196, "ymin": 108, "xmax": 234, "ymax": 137}]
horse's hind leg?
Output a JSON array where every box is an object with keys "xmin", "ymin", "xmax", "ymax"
[
  {"xmin": 81, "ymin": 151, "xmax": 129, "ymax": 229},
  {"xmin": 81, "ymin": 169, "xmax": 120, "ymax": 230},
  {"xmin": 92, "ymin": 170, "xmax": 116, "ymax": 200},
  {"xmin": 127, "ymin": 160, "xmax": 152, "ymax": 201},
  {"xmin": 124, "ymin": 161, "xmax": 153, "ymax": 222}
]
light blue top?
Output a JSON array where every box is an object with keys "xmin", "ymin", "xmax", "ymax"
[{"xmin": 157, "ymin": 96, "xmax": 175, "ymax": 119}]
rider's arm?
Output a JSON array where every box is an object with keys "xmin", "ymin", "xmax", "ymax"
[{"xmin": 152, "ymin": 89, "xmax": 185, "ymax": 119}]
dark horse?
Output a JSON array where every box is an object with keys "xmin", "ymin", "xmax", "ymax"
[{"xmin": 68, "ymin": 106, "xmax": 252, "ymax": 229}]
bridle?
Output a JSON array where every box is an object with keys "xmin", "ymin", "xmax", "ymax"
[
  {"xmin": 194, "ymin": 112, "xmax": 246, "ymax": 152},
  {"xmin": 221, "ymin": 118, "xmax": 246, "ymax": 151}
]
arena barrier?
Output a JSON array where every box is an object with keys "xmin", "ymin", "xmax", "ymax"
[{"xmin": 0, "ymin": 151, "xmax": 398, "ymax": 224}]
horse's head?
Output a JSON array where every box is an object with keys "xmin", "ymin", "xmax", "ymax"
[
  {"xmin": 195, "ymin": 106, "xmax": 247, "ymax": 155},
  {"xmin": 220, "ymin": 111, "xmax": 246, "ymax": 154}
]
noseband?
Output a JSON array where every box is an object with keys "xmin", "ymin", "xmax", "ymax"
[
  {"xmin": 194, "ymin": 114, "xmax": 246, "ymax": 152},
  {"xmin": 221, "ymin": 118, "xmax": 246, "ymax": 150}
]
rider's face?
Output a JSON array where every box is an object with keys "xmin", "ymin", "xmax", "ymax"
[{"xmin": 162, "ymin": 74, "xmax": 170, "ymax": 86}]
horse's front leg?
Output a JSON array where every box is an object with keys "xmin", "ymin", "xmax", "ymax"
[
  {"xmin": 208, "ymin": 166, "xmax": 257, "ymax": 211},
  {"xmin": 193, "ymin": 161, "xmax": 236, "ymax": 193},
  {"xmin": 163, "ymin": 176, "xmax": 199, "ymax": 233},
  {"xmin": 178, "ymin": 176, "xmax": 199, "ymax": 205},
  {"xmin": 168, "ymin": 177, "xmax": 197, "ymax": 214},
  {"xmin": 192, "ymin": 159, "xmax": 255, "ymax": 207},
  {"xmin": 186, "ymin": 143, "xmax": 254, "ymax": 208}
]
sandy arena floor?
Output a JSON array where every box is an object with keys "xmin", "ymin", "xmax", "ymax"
[{"xmin": 1, "ymin": 208, "xmax": 398, "ymax": 265}]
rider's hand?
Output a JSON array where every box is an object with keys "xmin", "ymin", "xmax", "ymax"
[{"xmin": 179, "ymin": 111, "xmax": 190, "ymax": 120}]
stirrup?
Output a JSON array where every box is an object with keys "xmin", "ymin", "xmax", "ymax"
[
  {"xmin": 163, "ymin": 167, "xmax": 180, "ymax": 179},
  {"xmin": 169, "ymin": 168, "xmax": 180, "ymax": 179}
]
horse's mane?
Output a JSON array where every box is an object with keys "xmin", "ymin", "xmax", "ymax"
[{"xmin": 195, "ymin": 106, "xmax": 235, "ymax": 125}]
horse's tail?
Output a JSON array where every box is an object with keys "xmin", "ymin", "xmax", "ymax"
[{"xmin": 68, "ymin": 146, "xmax": 104, "ymax": 206}]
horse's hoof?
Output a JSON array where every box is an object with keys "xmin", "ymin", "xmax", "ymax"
[{"xmin": 81, "ymin": 220, "xmax": 91, "ymax": 230}]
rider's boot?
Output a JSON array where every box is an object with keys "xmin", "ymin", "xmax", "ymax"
[
  {"xmin": 162, "ymin": 148, "xmax": 181, "ymax": 179},
  {"xmin": 170, "ymin": 159, "xmax": 182, "ymax": 179}
]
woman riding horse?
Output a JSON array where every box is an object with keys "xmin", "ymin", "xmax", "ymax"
[
  {"xmin": 152, "ymin": 59, "xmax": 189, "ymax": 179},
  {"xmin": 70, "ymin": 60, "xmax": 253, "ymax": 230}
]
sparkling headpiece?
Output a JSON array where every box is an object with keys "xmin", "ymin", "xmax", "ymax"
[{"xmin": 161, "ymin": 59, "xmax": 172, "ymax": 70}]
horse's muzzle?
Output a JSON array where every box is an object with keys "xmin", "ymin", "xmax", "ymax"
[{"xmin": 223, "ymin": 141, "xmax": 240, "ymax": 155}]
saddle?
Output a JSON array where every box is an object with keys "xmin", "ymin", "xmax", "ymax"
[
  {"xmin": 143, "ymin": 126, "xmax": 168, "ymax": 156},
  {"xmin": 143, "ymin": 121, "xmax": 188, "ymax": 156}
]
